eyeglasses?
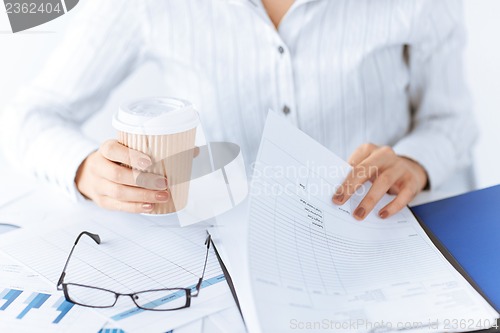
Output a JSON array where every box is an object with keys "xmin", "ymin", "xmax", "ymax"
[{"xmin": 56, "ymin": 231, "xmax": 211, "ymax": 311}]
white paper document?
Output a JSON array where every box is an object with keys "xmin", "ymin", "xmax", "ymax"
[
  {"xmin": 245, "ymin": 112, "xmax": 498, "ymax": 332},
  {"xmin": 0, "ymin": 208, "xmax": 234, "ymax": 332},
  {"xmin": 0, "ymin": 252, "xmax": 106, "ymax": 333}
]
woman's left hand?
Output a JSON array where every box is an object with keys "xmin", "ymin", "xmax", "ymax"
[{"xmin": 332, "ymin": 143, "xmax": 428, "ymax": 220}]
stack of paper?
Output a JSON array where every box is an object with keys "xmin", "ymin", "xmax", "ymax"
[
  {"xmin": 0, "ymin": 205, "xmax": 235, "ymax": 332},
  {"xmin": 212, "ymin": 112, "xmax": 499, "ymax": 333}
]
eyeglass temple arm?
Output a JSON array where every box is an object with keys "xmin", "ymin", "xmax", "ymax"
[
  {"xmin": 57, "ymin": 231, "xmax": 101, "ymax": 288},
  {"xmin": 192, "ymin": 233, "xmax": 211, "ymax": 297}
]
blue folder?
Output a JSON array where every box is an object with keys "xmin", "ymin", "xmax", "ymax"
[{"xmin": 411, "ymin": 185, "xmax": 500, "ymax": 312}]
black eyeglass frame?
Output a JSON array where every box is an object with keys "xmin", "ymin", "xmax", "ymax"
[{"xmin": 56, "ymin": 231, "xmax": 211, "ymax": 311}]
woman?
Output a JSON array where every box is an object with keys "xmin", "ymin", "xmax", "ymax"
[{"xmin": 1, "ymin": 0, "xmax": 475, "ymax": 220}]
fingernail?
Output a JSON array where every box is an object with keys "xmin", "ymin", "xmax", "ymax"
[
  {"xmin": 138, "ymin": 158, "xmax": 152, "ymax": 169},
  {"xmin": 155, "ymin": 191, "xmax": 169, "ymax": 201},
  {"xmin": 379, "ymin": 210, "xmax": 389, "ymax": 219},
  {"xmin": 155, "ymin": 178, "xmax": 168, "ymax": 189},
  {"xmin": 354, "ymin": 207, "xmax": 365, "ymax": 219},
  {"xmin": 142, "ymin": 203, "xmax": 154, "ymax": 211},
  {"xmin": 333, "ymin": 194, "xmax": 344, "ymax": 203}
]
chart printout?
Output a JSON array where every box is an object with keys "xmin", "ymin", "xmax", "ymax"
[
  {"xmin": 0, "ymin": 209, "xmax": 233, "ymax": 332},
  {"xmin": 0, "ymin": 252, "xmax": 106, "ymax": 332},
  {"xmin": 247, "ymin": 112, "xmax": 498, "ymax": 333}
]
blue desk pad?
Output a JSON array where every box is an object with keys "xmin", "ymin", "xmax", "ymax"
[{"xmin": 411, "ymin": 185, "xmax": 500, "ymax": 312}]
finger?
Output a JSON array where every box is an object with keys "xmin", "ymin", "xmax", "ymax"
[
  {"xmin": 100, "ymin": 180, "xmax": 170, "ymax": 203},
  {"xmin": 347, "ymin": 143, "xmax": 378, "ymax": 166},
  {"xmin": 333, "ymin": 150, "xmax": 395, "ymax": 205},
  {"xmin": 388, "ymin": 179, "xmax": 405, "ymax": 195},
  {"xmin": 99, "ymin": 139, "xmax": 152, "ymax": 170},
  {"xmin": 135, "ymin": 171, "xmax": 168, "ymax": 190},
  {"xmin": 95, "ymin": 196, "xmax": 155, "ymax": 214},
  {"xmin": 352, "ymin": 167, "xmax": 405, "ymax": 220},
  {"xmin": 95, "ymin": 157, "xmax": 168, "ymax": 190},
  {"xmin": 333, "ymin": 163, "xmax": 378, "ymax": 205},
  {"xmin": 378, "ymin": 185, "xmax": 417, "ymax": 219}
]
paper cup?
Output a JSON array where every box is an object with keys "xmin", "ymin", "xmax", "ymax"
[{"xmin": 112, "ymin": 97, "xmax": 199, "ymax": 214}]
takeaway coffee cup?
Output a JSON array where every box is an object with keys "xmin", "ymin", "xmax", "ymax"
[{"xmin": 112, "ymin": 97, "xmax": 199, "ymax": 214}]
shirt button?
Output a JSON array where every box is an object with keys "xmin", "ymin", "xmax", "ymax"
[
  {"xmin": 282, "ymin": 105, "xmax": 290, "ymax": 115},
  {"xmin": 278, "ymin": 46, "xmax": 285, "ymax": 54}
]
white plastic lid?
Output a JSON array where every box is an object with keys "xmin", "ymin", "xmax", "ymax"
[{"xmin": 112, "ymin": 97, "xmax": 200, "ymax": 135}]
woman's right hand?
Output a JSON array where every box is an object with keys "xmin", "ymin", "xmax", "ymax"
[{"xmin": 75, "ymin": 139, "xmax": 169, "ymax": 213}]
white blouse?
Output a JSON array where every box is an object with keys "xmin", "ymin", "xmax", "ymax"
[{"xmin": 1, "ymin": 0, "xmax": 476, "ymax": 200}]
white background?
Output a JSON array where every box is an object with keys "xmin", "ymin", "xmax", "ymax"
[{"xmin": 0, "ymin": 1, "xmax": 499, "ymax": 189}]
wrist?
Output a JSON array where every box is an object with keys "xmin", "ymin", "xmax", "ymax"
[{"xmin": 74, "ymin": 152, "xmax": 95, "ymax": 200}]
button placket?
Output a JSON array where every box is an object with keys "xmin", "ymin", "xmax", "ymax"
[
  {"xmin": 275, "ymin": 42, "xmax": 297, "ymax": 123},
  {"xmin": 282, "ymin": 105, "xmax": 291, "ymax": 115},
  {"xmin": 229, "ymin": 0, "xmax": 298, "ymax": 122}
]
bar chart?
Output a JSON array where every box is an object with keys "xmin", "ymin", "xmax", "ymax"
[
  {"xmin": 17, "ymin": 292, "xmax": 51, "ymax": 319},
  {"xmin": 1, "ymin": 288, "xmax": 76, "ymax": 324},
  {"xmin": 0, "ymin": 252, "xmax": 107, "ymax": 333},
  {"xmin": 0, "ymin": 288, "xmax": 22, "ymax": 310},
  {"xmin": 0, "ymin": 286, "xmax": 105, "ymax": 332}
]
